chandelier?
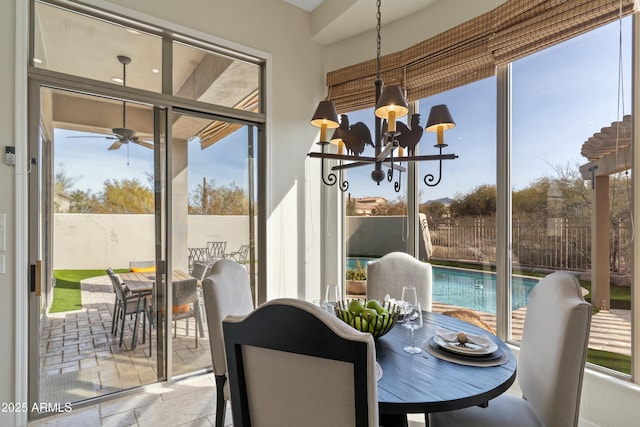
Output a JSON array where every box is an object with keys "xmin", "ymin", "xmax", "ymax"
[{"xmin": 308, "ymin": 0, "xmax": 457, "ymax": 193}]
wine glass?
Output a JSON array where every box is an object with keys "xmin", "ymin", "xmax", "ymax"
[
  {"xmin": 325, "ymin": 284, "xmax": 341, "ymax": 313},
  {"xmin": 400, "ymin": 286, "xmax": 417, "ymax": 315},
  {"xmin": 402, "ymin": 303, "xmax": 423, "ymax": 354},
  {"xmin": 401, "ymin": 286, "xmax": 418, "ymax": 306}
]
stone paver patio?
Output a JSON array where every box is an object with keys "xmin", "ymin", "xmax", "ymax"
[{"xmin": 39, "ymin": 275, "xmax": 211, "ymax": 404}]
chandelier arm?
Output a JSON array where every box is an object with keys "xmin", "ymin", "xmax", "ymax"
[
  {"xmin": 394, "ymin": 170, "xmax": 402, "ymax": 193},
  {"xmin": 319, "ymin": 143, "xmax": 338, "ymax": 187},
  {"xmin": 387, "ymin": 150, "xmax": 394, "ymax": 182},
  {"xmin": 339, "ymin": 169, "xmax": 350, "ymax": 192},
  {"xmin": 332, "ymin": 161, "xmax": 374, "ymax": 171},
  {"xmin": 321, "ymin": 158, "xmax": 338, "ymax": 187},
  {"xmin": 423, "ymin": 147, "xmax": 444, "ymax": 187}
]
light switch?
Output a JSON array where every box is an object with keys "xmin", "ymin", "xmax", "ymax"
[{"xmin": 4, "ymin": 147, "xmax": 15, "ymax": 166}]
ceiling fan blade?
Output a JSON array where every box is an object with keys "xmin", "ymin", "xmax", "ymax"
[
  {"xmin": 133, "ymin": 139, "xmax": 154, "ymax": 150},
  {"xmin": 108, "ymin": 140, "xmax": 123, "ymax": 150},
  {"xmin": 67, "ymin": 135, "xmax": 118, "ymax": 140}
]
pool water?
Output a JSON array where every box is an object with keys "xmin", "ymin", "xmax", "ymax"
[{"xmin": 346, "ymin": 258, "xmax": 539, "ymax": 314}]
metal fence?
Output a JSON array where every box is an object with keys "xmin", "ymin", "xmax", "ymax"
[{"xmin": 427, "ymin": 217, "xmax": 632, "ymax": 274}]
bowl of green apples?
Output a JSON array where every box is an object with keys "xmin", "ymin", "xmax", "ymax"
[{"xmin": 334, "ymin": 299, "xmax": 400, "ymax": 338}]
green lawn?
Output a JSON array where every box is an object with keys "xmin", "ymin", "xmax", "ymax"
[
  {"xmin": 51, "ymin": 269, "xmax": 127, "ymax": 313},
  {"xmin": 588, "ymin": 348, "xmax": 631, "ymax": 375}
]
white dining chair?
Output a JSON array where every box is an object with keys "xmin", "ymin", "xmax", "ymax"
[
  {"xmin": 429, "ymin": 271, "xmax": 592, "ymax": 427},
  {"xmin": 202, "ymin": 259, "xmax": 254, "ymax": 427},
  {"xmin": 366, "ymin": 252, "xmax": 433, "ymax": 311},
  {"xmin": 222, "ymin": 298, "xmax": 379, "ymax": 427}
]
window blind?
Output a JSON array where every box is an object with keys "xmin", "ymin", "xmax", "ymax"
[{"xmin": 327, "ymin": 0, "xmax": 636, "ymax": 112}]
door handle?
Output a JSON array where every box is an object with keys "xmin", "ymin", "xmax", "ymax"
[{"xmin": 30, "ymin": 260, "xmax": 42, "ymax": 296}]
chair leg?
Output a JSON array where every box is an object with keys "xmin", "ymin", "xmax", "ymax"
[
  {"xmin": 131, "ymin": 307, "xmax": 141, "ymax": 350},
  {"xmin": 119, "ymin": 310, "xmax": 126, "ymax": 347},
  {"xmin": 111, "ymin": 299, "xmax": 118, "ymax": 335},
  {"xmin": 142, "ymin": 304, "xmax": 146, "ymax": 345},
  {"xmin": 196, "ymin": 301, "xmax": 205, "ymax": 337},
  {"xmin": 215, "ymin": 375, "xmax": 227, "ymax": 427},
  {"xmin": 148, "ymin": 310, "xmax": 153, "ymax": 356}
]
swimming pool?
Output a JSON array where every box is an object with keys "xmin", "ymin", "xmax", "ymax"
[{"xmin": 346, "ymin": 258, "xmax": 539, "ymax": 314}]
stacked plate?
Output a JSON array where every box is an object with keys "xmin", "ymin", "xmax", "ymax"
[{"xmin": 433, "ymin": 335, "xmax": 498, "ymax": 356}]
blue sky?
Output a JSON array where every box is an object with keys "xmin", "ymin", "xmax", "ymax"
[{"xmin": 55, "ymin": 18, "xmax": 631, "ymax": 203}]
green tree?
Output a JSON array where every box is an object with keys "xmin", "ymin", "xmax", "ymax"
[
  {"xmin": 189, "ymin": 178, "xmax": 248, "ymax": 215},
  {"xmin": 54, "ymin": 164, "xmax": 79, "ymax": 212},
  {"xmin": 450, "ymin": 184, "xmax": 496, "ymax": 217},
  {"xmin": 512, "ymin": 178, "xmax": 550, "ymax": 218},
  {"xmin": 345, "ymin": 194, "xmax": 358, "ymax": 216},
  {"xmin": 97, "ymin": 178, "xmax": 154, "ymax": 213},
  {"xmin": 420, "ymin": 201, "xmax": 448, "ymax": 222},
  {"xmin": 68, "ymin": 189, "xmax": 101, "ymax": 213}
]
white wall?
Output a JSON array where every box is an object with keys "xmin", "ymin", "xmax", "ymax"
[
  {"xmin": 53, "ymin": 214, "xmax": 251, "ymax": 270},
  {"xmin": 0, "ymin": 1, "xmax": 16, "ymax": 424}
]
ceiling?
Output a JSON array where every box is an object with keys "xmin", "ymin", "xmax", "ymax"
[
  {"xmin": 282, "ymin": 0, "xmax": 443, "ymax": 45},
  {"xmin": 35, "ymin": 2, "xmax": 260, "ymax": 147},
  {"xmin": 281, "ymin": 0, "xmax": 324, "ymax": 12}
]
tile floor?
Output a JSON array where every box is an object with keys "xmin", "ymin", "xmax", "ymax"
[{"xmin": 28, "ymin": 372, "xmax": 429, "ymax": 427}]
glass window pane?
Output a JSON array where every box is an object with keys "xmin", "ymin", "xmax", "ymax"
[
  {"xmin": 419, "ymin": 78, "xmax": 497, "ymax": 329},
  {"xmin": 343, "ymin": 107, "xmax": 410, "ymax": 298},
  {"xmin": 172, "ymin": 111, "xmax": 256, "ymax": 376},
  {"xmin": 48, "ymin": 87, "xmax": 159, "ymax": 402},
  {"xmin": 173, "ymin": 42, "xmax": 260, "ymax": 113},
  {"xmin": 34, "ymin": 2, "xmax": 163, "ymax": 93},
  {"xmin": 512, "ymin": 18, "xmax": 632, "ymax": 375}
]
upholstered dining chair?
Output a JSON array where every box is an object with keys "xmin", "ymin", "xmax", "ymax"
[
  {"xmin": 366, "ymin": 251, "xmax": 433, "ymax": 311},
  {"xmin": 202, "ymin": 259, "xmax": 254, "ymax": 427},
  {"xmin": 429, "ymin": 271, "xmax": 592, "ymax": 427},
  {"xmin": 222, "ymin": 298, "xmax": 379, "ymax": 427},
  {"xmin": 106, "ymin": 268, "xmax": 149, "ymax": 348}
]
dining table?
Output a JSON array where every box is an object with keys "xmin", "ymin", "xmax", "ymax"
[
  {"xmin": 374, "ymin": 310, "xmax": 517, "ymax": 426},
  {"xmin": 118, "ymin": 270, "xmax": 199, "ymax": 350}
]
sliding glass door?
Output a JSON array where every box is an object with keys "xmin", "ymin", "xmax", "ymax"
[{"xmin": 170, "ymin": 109, "xmax": 257, "ymax": 377}]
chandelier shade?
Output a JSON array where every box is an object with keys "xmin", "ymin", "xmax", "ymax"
[
  {"xmin": 311, "ymin": 100, "xmax": 340, "ymax": 143},
  {"xmin": 426, "ymin": 104, "xmax": 456, "ymax": 147},
  {"xmin": 374, "ymin": 84, "xmax": 409, "ymax": 133}
]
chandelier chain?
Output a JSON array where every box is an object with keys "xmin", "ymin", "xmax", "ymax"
[{"xmin": 376, "ymin": 0, "xmax": 381, "ymax": 79}]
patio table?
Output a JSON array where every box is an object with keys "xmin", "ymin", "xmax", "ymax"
[
  {"xmin": 375, "ymin": 311, "xmax": 516, "ymax": 426},
  {"xmin": 119, "ymin": 270, "xmax": 199, "ymax": 350}
]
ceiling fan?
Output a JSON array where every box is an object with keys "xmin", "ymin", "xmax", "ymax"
[
  {"xmin": 107, "ymin": 55, "xmax": 153, "ymax": 151},
  {"xmin": 69, "ymin": 55, "xmax": 153, "ymax": 153}
]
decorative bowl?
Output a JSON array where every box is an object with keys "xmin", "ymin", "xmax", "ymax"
[{"xmin": 334, "ymin": 299, "xmax": 400, "ymax": 338}]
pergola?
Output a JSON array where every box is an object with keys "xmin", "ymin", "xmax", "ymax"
[{"xmin": 579, "ymin": 114, "xmax": 632, "ymax": 310}]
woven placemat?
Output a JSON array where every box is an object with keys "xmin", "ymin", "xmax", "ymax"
[{"xmin": 424, "ymin": 337, "xmax": 510, "ymax": 367}]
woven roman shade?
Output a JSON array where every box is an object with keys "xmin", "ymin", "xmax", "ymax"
[
  {"xmin": 327, "ymin": 0, "xmax": 636, "ymax": 113},
  {"xmin": 490, "ymin": 0, "xmax": 637, "ymax": 64}
]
